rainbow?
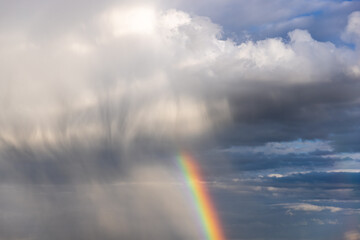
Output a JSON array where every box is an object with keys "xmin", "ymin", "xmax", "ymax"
[{"xmin": 177, "ymin": 152, "xmax": 225, "ymax": 240}]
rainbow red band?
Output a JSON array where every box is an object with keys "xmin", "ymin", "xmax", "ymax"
[{"xmin": 178, "ymin": 152, "xmax": 225, "ymax": 240}]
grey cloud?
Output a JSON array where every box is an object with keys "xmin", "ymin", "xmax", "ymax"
[
  {"xmin": 264, "ymin": 172, "xmax": 360, "ymax": 194},
  {"xmin": 227, "ymin": 152, "xmax": 335, "ymax": 171},
  {"xmin": 1, "ymin": 2, "xmax": 360, "ymax": 239},
  {"xmin": 0, "ymin": 179, "xmax": 204, "ymax": 240},
  {"xmin": 281, "ymin": 203, "xmax": 343, "ymax": 212},
  {"xmin": 1, "ymin": 6, "xmax": 359, "ymax": 149}
]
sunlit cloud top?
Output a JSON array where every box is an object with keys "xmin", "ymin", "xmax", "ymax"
[{"xmin": 0, "ymin": 1, "xmax": 360, "ymax": 239}]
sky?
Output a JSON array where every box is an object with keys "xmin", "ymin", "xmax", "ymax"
[{"xmin": 0, "ymin": 0, "xmax": 360, "ymax": 239}]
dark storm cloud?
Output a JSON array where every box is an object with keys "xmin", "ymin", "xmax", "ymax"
[
  {"xmin": 1, "ymin": 1, "xmax": 359, "ymax": 150},
  {"xmin": 330, "ymin": 129, "xmax": 360, "ymax": 152},
  {"xmin": 1, "ymin": 0, "xmax": 360, "ymax": 239},
  {"xmin": 215, "ymin": 79, "xmax": 360, "ymax": 147}
]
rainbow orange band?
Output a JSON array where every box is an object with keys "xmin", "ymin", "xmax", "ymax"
[{"xmin": 178, "ymin": 152, "xmax": 225, "ymax": 240}]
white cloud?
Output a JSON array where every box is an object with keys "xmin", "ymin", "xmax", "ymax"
[
  {"xmin": 312, "ymin": 218, "xmax": 338, "ymax": 225},
  {"xmin": 0, "ymin": 6, "xmax": 359, "ymax": 149},
  {"xmin": 268, "ymin": 174, "xmax": 284, "ymax": 178},
  {"xmin": 0, "ymin": 3, "xmax": 360, "ymax": 239},
  {"xmin": 342, "ymin": 11, "xmax": 360, "ymax": 76},
  {"xmin": 101, "ymin": 6, "xmax": 157, "ymax": 36},
  {"xmin": 283, "ymin": 203, "xmax": 342, "ymax": 212},
  {"xmin": 342, "ymin": 11, "xmax": 360, "ymax": 44},
  {"xmin": 224, "ymin": 139, "xmax": 332, "ymax": 155}
]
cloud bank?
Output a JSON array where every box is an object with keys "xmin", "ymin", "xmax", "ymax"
[{"xmin": 0, "ymin": 1, "xmax": 360, "ymax": 239}]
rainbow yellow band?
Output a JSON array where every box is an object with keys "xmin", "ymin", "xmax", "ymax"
[{"xmin": 178, "ymin": 152, "xmax": 225, "ymax": 240}]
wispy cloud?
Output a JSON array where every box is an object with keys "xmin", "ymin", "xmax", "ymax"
[{"xmin": 282, "ymin": 203, "xmax": 343, "ymax": 212}]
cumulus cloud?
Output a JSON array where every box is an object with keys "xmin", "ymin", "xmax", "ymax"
[
  {"xmin": 1, "ymin": 1, "xmax": 360, "ymax": 239},
  {"xmin": 283, "ymin": 203, "xmax": 342, "ymax": 212},
  {"xmin": 1, "ymin": 7, "xmax": 360, "ymax": 151},
  {"xmin": 342, "ymin": 11, "xmax": 360, "ymax": 45},
  {"xmin": 175, "ymin": 0, "xmax": 360, "ymax": 43}
]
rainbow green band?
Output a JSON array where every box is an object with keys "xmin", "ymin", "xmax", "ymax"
[{"xmin": 178, "ymin": 152, "xmax": 225, "ymax": 240}]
